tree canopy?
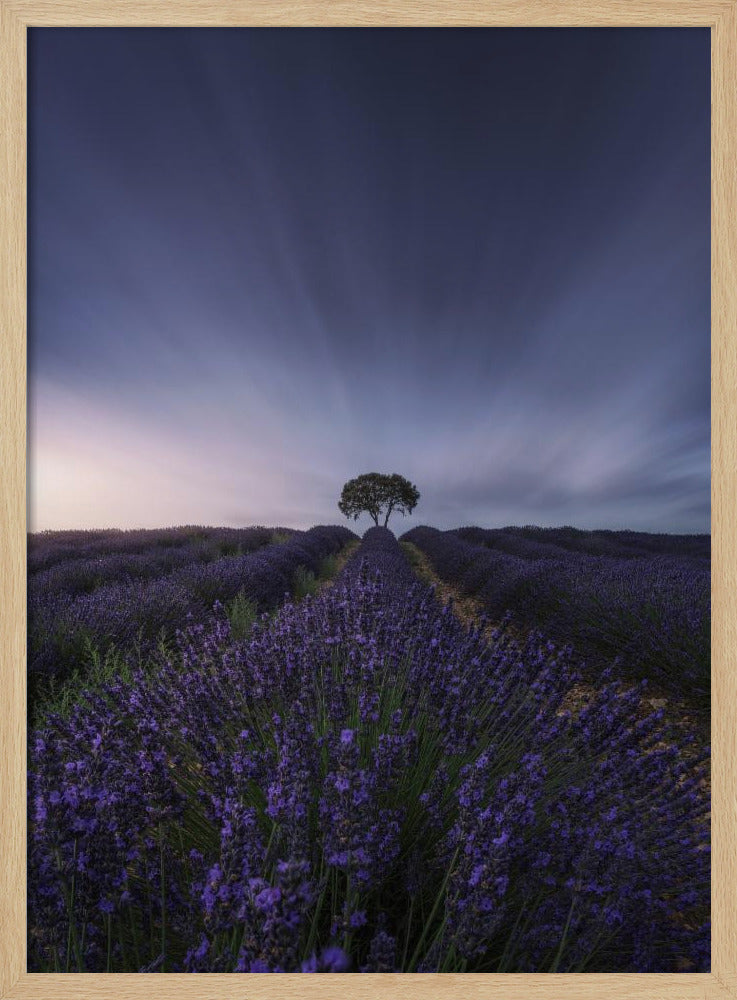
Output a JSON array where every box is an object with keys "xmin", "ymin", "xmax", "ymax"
[{"xmin": 338, "ymin": 473, "xmax": 420, "ymax": 528}]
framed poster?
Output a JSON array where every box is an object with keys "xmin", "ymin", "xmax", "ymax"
[{"xmin": 1, "ymin": 2, "xmax": 734, "ymax": 999}]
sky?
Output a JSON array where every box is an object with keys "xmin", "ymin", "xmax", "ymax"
[{"xmin": 28, "ymin": 28, "xmax": 710, "ymax": 535}]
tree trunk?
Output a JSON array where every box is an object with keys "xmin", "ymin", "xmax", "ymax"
[{"xmin": 371, "ymin": 513, "xmax": 379, "ymax": 526}]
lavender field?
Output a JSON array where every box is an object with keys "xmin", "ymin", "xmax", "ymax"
[{"xmin": 27, "ymin": 522, "xmax": 709, "ymax": 974}]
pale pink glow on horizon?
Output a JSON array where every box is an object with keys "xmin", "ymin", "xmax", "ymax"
[{"xmin": 28, "ymin": 384, "xmax": 323, "ymax": 532}]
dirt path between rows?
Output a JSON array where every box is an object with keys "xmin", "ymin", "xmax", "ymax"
[
  {"xmin": 402, "ymin": 540, "xmax": 504, "ymax": 637},
  {"xmin": 315, "ymin": 539, "xmax": 361, "ymax": 594}
]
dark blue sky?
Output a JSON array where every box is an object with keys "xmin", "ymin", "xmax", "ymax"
[{"xmin": 28, "ymin": 28, "xmax": 710, "ymax": 533}]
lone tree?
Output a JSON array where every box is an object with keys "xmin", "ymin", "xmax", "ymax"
[{"xmin": 338, "ymin": 472, "xmax": 420, "ymax": 528}]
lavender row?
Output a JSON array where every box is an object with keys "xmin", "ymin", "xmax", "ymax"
[
  {"xmin": 28, "ymin": 525, "xmax": 356, "ymax": 692},
  {"xmin": 454, "ymin": 526, "xmax": 586, "ymax": 561},
  {"xmin": 455, "ymin": 525, "xmax": 710, "ymax": 562},
  {"xmin": 28, "ymin": 526, "xmax": 280, "ymax": 609},
  {"xmin": 402, "ymin": 526, "xmax": 710, "ymax": 706},
  {"xmin": 28, "ymin": 528, "xmax": 709, "ymax": 972},
  {"xmin": 28, "ymin": 525, "xmax": 294, "ymax": 576}
]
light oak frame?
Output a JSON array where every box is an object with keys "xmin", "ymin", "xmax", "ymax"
[{"xmin": 1, "ymin": 3, "xmax": 734, "ymax": 997}]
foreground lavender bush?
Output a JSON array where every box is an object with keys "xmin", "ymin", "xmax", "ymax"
[
  {"xmin": 403, "ymin": 526, "xmax": 710, "ymax": 708},
  {"xmin": 28, "ymin": 528, "xmax": 709, "ymax": 972}
]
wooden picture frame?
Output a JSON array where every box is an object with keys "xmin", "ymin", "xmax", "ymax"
[{"xmin": 1, "ymin": 3, "xmax": 733, "ymax": 997}]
